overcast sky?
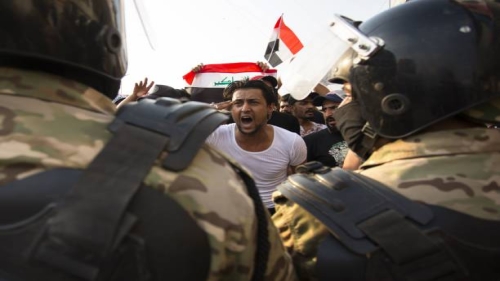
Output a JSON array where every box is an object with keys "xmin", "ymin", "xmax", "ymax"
[{"xmin": 120, "ymin": 0, "xmax": 390, "ymax": 94}]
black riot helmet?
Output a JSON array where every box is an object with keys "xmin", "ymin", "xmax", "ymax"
[
  {"xmin": 345, "ymin": 0, "xmax": 500, "ymax": 138},
  {"xmin": 0, "ymin": 1, "xmax": 127, "ymax": 99}
]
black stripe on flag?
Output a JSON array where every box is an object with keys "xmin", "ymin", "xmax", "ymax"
[{"xmin": 264, "ymin": 39, "xmax": 283, "ymax": 67}]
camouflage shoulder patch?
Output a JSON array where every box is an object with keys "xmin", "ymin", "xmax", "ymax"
[
  {"xmin": 361, "ymin": 128, "xmax": 500, "ymax": 221},
  {"xmin": 0, "ymin": 67, "xmax": 115, "ymax": 115}
]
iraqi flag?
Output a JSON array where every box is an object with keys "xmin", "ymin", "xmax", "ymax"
[
  {"xmin": 182, "ymin": 62, "xmax": 277, "ymax": 103},
  {"xmin": 264, "ymin": 15, "xmax": 304, "ymax": 67}
]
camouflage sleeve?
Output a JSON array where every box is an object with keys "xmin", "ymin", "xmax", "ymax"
[
  {"xmin": 264, "ymin": 209, "xmax": 299, "ymax": 281},
  {"xmin": 0, "ymin": 86, "xmax": 297, "ymax": 281},
  {"xmin": 143, "ymin": 145, "xmax": 297, "ymax": 281},
  {"xmin": 272, "ymin": 190, "xmax": 330, "ymax": 281}
]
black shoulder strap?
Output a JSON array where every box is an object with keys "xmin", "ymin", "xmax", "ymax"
[
  {"xmin": 30, "ymin": 98, "xmax": 227, "ymax": 280},
  {"xmin": 112, "ymin": 98, "xmax": 228, "ymax": 171},
  {"xmin": 277, "ymin": 162, "xmax": 500, "ymax": 281},
  {"xmin": 279, "ymin": 163, "xmax": 434, "ymax": 254}
]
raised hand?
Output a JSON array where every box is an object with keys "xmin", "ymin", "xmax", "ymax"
[
  {"xmin": 257, "ymin": 61, "xmax": 270, "ymax": 72},
  {"xmin": 191, "ymin": 64, "xmax": 204, "ymax": 73},
  {"xmin": 133, "ymin": 77, "xmax": 155, "ymax": 99},
  {"xmin": 115, "ymin": 77, "xmax": 155, "ymax": 110}
]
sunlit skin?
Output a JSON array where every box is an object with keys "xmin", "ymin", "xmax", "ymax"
[
  {"xmin": 339, "ymin": 82, "xmax": 353, "ymax": 107},
  {"xmin": 342, "ymin": 82, "xmax": 352, "ymax": 96},
  {"xmin": 322, "ymin": 100, "xmax": 341, "ymax": 132},
  {"xmin": 231, "ymin": 88, "xmax": 274, "ymax": 151}
]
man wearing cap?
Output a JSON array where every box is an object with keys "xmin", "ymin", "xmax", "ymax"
[
  {"xmin": 289, "ymin": 92, "xmax": 327, "ymax": 137},
  {"xmin": 250, "ymin": 74, "xmax": 279, "ymax": 89},
  {"xmin": 303, "ymin": 90, "xmax": 348, "ymax": 167}
]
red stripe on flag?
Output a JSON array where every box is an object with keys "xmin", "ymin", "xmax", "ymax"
[
  {"xmin": 279, "ymin": 17, "xmax": 304, "ymax": 55},
  {"xmin": 274, "ymin": 16, "xmax": 282, "ymax": 29}
]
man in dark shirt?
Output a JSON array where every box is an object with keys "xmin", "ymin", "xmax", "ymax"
[
  {"xmin": 303, "ymin": 90, "xmax": 348, "ymax": 167},
  {"xmin": 268, "ymin": 110, "xmax": 300, "ymax": 135}
]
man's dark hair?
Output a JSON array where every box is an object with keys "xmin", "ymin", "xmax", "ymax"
[
  {"xmin": 280, "ymin": 94, "xmax": 291, "ymax": 102},
  {"xmin": 223, "ymin": 78, "xmax": 276, "ymax": 105}
]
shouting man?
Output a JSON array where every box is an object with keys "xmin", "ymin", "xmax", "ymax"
[{"xmin": 206, "ymin": 79, "xmax": 307, "ymax": 214}]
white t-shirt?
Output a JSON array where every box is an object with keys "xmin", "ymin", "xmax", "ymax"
[{"xmin": 206, "ymin": 123, "xmax": 307, "ymax": 208}]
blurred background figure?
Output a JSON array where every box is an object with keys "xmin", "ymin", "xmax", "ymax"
[
  {"xmin": 279, "ymin": 94, "xmax": 293, "ymax": 114},
  {"xmin": 303, "ymin": 90, "xmax": 348, "ymax": 167},
  {"xmin": 289, "ymin": 92, "xmax": 327, "ymax": 136}
]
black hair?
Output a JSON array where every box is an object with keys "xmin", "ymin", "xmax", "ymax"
[
  {"xmin": 280, "ymin": 94, "xmax": 291, "ymax": 102},
  {"xmin": 223, "ymin": 78, "xmax": 275, "ymax": 105}
]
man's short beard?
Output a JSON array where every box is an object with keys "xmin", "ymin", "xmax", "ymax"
[
  {"xmin": 326, "ymin": 117, "xmax": 338, "ymax": 132},
  {"xmin": 236, "ymin": 122, "xmax": 266, "ymax": 136},
  {"xmin": 327, "ymin": 124, "xmax": 338, "ymax": 133}
]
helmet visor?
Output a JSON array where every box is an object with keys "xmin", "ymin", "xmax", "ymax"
[
  {"xmin": 281, "ymin": 15, "xmax": 383, "ymax": 100},
  {"xmin": 331, "ymin": 14, "xmax": 384, "ymax": 61}
]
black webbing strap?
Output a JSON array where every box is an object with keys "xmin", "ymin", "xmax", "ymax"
[
  {"xmin": 358, "ymin": 210, "xmax": 442, "ymax": 265},
  {"xmin": 358, "ymin": 210, "xmax": 461, "ymax": 280},
  {"xmin": 278, "ymin": 166, "xmax": 433, "ymax": 254},
  {"xmin": 359, "ymin": 122, "xmax": 378, "ymax": 160},
  {"xmin": 161, "ymin": 104, "xmax": 228, "ymax": 172},
  {"xmin": 32, "ymin": 123, "xmax": 169, "ymax": 280},
  {"xmin": 31, "ymin": 98, "xmax": 228, "ymax": 280},
  {"xmin": 115, "ymin": 98, "xmax": 228, "ymax": 171},
  {"xmin": 278, "ymin": 165, "xmax": 466, "ymax": 281}
]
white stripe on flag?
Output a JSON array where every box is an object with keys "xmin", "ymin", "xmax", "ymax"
[{"xmin": 190, "ymin": 72, "xmax": 271, "ymax": 88}]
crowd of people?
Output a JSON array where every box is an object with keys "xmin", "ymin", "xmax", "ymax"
[{"xmin": 0, "ymin": 0, "xmax": 499, "ymax": 280}]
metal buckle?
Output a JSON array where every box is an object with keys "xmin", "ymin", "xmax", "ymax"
[
  {"xmin": 330, "ymin": 14, "xmax": 384, "ymax": 61},
  {"xmin": 361, "ymin": 122, "xmax": 377, "ymax": 139}
]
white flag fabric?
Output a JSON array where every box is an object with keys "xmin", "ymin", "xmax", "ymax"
[{"xmin": 183, "ymin": 62, "xmax": 277, "ymax": 103}]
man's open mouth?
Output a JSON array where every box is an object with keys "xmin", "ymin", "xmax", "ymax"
[{"xmin": 241, "ymin": 116, "xmax": 253, "ymax": 124}]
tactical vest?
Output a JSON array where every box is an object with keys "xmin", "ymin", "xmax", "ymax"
[
  {"xmin": 0, "ymin": 98, "xmax": 270, "ymax": 281},
  {"xmin": 278, "ymin": 162, "xmax": 500, "ymax": 281}
]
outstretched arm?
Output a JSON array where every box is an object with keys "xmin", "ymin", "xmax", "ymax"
[{"xmin": 116, "ymin": 78, "xmax": 155, "ymax": 109}]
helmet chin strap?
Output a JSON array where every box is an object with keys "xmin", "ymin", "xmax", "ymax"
[
  {"xmin": 357, "ymin": 122, "xmax": 379, "ymax": 160},
  {"xmin": 333, "ymin": 101, "xmax": 378, "ymax": 160}
]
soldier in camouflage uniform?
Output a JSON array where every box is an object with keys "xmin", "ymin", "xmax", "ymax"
[
  {"xmin": 272, "ymin": 0, "xmax": 500, "ymax": 280},
  {"xmin": 0, "ymin": 1, "xmax": 296, "ymax": 281}
]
